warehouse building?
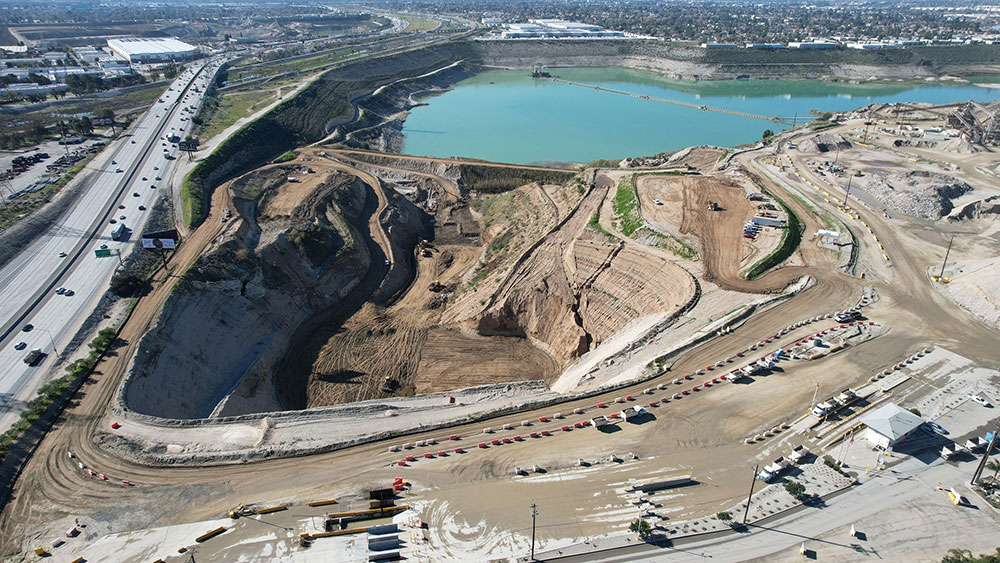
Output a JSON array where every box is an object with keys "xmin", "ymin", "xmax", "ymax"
[{"xmin": 106, "ymin": 38, "xmax": 198, "ymax": 63}]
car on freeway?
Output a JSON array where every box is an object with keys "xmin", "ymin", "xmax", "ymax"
[
  {"xmin": 119, "ymin": 215, "xmax": 126, "ymax": 220},
  {"xmin": 131, "ymin": 140, "xmax": 136, "ymax": 144},
  {"xmin": 56, "ymin": 287, "xmax": 66, "ymax": 295},
  {"xmin": 111, "ymin": 160, "xmax": 116, "ymax": 165},
  {"xmin": 155, "ymin": 176, "xmax": 161, "ymax": 181},
  {"xmin": 923, "ymin": 421, "xmax": 947, "ymax": 435},
  {"xmin": 100, "ymin": 244, "xmax": 108, "ymax": 249},
  {"xmin": 58, "ymin": 252, "xmax": 67, "ymax": 258},
  {"xmin": 14, "ymin": 342, "xmax": 26, "ymax": 351},
  {"xmin": 115, "ymin": 168, "xmax": 123, "ymax": 173},
  {"xmin": 970, "ymin": 394, "xmax": 993, "ymax": 408},
  {"xmin": 119, "ymin": 204, "xmax": 126, "ymax": 209},
  {"xmin": 21, "ymin": 324, "xmax": 33, "ymax": 332},
  {"xmin": 133, "ymin": 192, "xmax": 139, "ymax": 197},
  {"xmin": 138, "ymin": 205, "xmax": 146, "ymax": 211},
  {"xmin": 150, "ymin": 185, "xmax": 156, "ymax": 189},
  {"xmin": 154, "ymin": 166, "xmax": 159, "ymax": 170},
  {"xmin": 109, "ymin": 219, "xmax": 117, "ymax": 224},
  {"xmin": 65, "ymin": 290, "xmax": 74, "ymax": 297},
  {"xmin": 142, "ymin": 177, "xmax": 147, "ymax": 181}
]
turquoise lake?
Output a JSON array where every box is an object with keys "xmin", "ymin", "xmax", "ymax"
[{"xmin": 400, "ymin": 67, "xmax": 1000, "ymax": 164}]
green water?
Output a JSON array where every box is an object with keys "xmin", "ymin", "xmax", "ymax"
[{"xmin": 401, "ymin": 67, "xmax": 1000, "ymax": 164}]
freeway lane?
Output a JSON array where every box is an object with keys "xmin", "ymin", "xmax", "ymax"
[{"xmin": 0, "ymin": 57, "xmax": 227, "ymax": 429}]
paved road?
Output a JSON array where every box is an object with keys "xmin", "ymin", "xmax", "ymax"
[{"xmin": 0, "ymin": 57, "xmax": 228, "ymax": 430}]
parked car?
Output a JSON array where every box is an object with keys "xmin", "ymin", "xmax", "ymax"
[
  {"xmin": 969, "ymin": 394, "xmax": 993, "ymax": 408},
  {"xmin": 923, "ymin": 421, "xmax": 948, "ymax": 435}
]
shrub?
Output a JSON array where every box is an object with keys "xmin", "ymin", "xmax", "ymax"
[
  {"xmin": 109, "ymin": 272, "xmax": 148, "ymax": 297},
  {"xmin": 784, "ymin": 480, "xmax": 806, "ymax": 499}
]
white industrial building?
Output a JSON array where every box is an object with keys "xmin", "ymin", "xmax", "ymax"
[
  {"xmin": 106, "ymin": 37, "xmax": 198, "ymax": 63},
  {"xmin": 861, "ymin": 403, "xmax": 924, "ymax": 449}
]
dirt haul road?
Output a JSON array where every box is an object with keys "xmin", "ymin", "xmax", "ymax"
[{"xmin": 3, "ymin": 144, "xmax": 999, "ymax": 556}]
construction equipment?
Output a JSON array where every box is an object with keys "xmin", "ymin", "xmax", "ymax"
[
  {"xmin": 707, "ymin": 200, "xmax": 719, "ymax": 211},
  {"xmin": 428, "ymin": 281, "xmax": 444, "ymax": 292}
]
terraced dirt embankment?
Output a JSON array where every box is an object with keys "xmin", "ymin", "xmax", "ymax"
[{"xmin": 121, "ymin": 155, "xmax": 397, "ymax": 419}]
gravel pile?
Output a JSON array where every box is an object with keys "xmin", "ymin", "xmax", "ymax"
[
  {"xmin": 859, "ymin": 170, "xmax": 973, "ymax": 220},
  {"xmin": 798, "ymin": 133, "xmax": 852, "ymax": 154}
]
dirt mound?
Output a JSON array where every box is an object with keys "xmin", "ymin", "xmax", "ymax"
[
  {"xmin": 949, "ymin": 195, "xmax": 1000, "ymax": 222},
  {"xmin": 936, "ymin": 137, "xmax": 978, "ymax": 154},
  {"xmin": 798, "ymin": 134, "xmax": 852, "ymax": 154},
  {"xmin": 859, "ymin": 170, "xmax": 973, "ymax": 220}
]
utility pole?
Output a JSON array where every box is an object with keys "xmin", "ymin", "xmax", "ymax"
[
  {"xmin": 971, "ymin": 420, "xmax": 1000, "ymax": 485},
  {"xmin": 844, "ymin": 175, "xmax": 853, "ymax": 205},
  {"xmin": 743, "ymin": 464, "xmax": 759, "ymax": 524},
  {"xmin": 811, "ymin": 382, "xmax": 819, "ymax": 411},
  {"xmin": 939, "ymin": 236, "xmax": 954, "ymax": 280},
  {"xmin": 529, "ymin": 503, "xmax": 538, "ymax": 562}
]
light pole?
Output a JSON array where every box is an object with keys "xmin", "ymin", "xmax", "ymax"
[
  {"xmin": 41, "ymin": 328, "xmax": 59, "ymax": 356},
  {"xmin": 529, "ymin": 503, "xmax": 537, "ymax": 562}
]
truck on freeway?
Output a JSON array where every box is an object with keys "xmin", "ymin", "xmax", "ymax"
[
  {"xmin": 111, "ymin": 223, "xmax": 126, "ymax": 240},
  {"xmin": 23, "ymin": 348, "xmax": 45, "ymax": 366}
]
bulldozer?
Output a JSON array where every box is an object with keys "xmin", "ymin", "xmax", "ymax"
[{"xmin": 707, "ymin": 201, "xmax": 720, "ymax": 211}]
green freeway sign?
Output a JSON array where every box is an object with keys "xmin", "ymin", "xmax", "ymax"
[{"xmin": 94, "ymin": 249, "xmax": 111, "ymax": 257}]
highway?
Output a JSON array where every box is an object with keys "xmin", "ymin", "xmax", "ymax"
[{"xmin": 0, "ymin": 56, "xmax": 228, "ymax": 430}]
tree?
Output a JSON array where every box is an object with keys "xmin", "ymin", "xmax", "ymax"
[
  {"xmin": 784, "ymin": 480, "xmax": 806, "ymax": 499},
  {"xmin": 762, "ymin": 129, "xmax": 775, "ymax": 141},
  {"xmin": 629, "ymin": 518, "xmax": 653, "ymax": 540},
  {"xmin": 941, "ymin": 547, "xmax": 1000, "ymax": 563},
  {"xmin": 109, "ymin": 272, "xmax": 148, "ymax": 297},
  {"xmin": 716, "ymin": 511, "xmax": 733, "ymax": 524},
  {"xmin": 71, "ymin": 117, "xmax": 93, "ymax": 137}
]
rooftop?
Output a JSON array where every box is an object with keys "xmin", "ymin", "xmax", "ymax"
[
  {"xmin": 862, "ymin": 403, "xmax": 924, "ymax": 441},
  {"xmin": 106, "ymin": 37, "xmax": 197, "ymax": 56}
]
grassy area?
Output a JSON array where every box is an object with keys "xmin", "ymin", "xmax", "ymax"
[
  {"xmin": 0, "ymin": 328, "xmax": 120, "ymax": 463},
  {"xmin": 272, "ymin": 150, "xmax": 298, "ymax": 163},
  {"xmin": 0, "ymin": 152, "xmax": 99, "ymax": 230},
  {"xmin": 588, "ymin": 210, "xmax": 615, "ymax": 239},
  {"xmin": 228, "ymin": 48, "xmax": 368, "ymax": 83},
  {"xmin": 198, "ymin": 88, "xmax": 278, "ymax": 142},
  {"xmin": 613, "ymin": 174, "xmax": 644, "ymax": 237},
  {"xmin": 635, "ymin": 226, "xmax": 696, "ymax": 259},
  {"xmin": 742, "ymin": 191, "xmax": 804, "ymax": 279},
  {"xmin": 403, "ymin": 15, "xmax": 442, "ymax": 32}
]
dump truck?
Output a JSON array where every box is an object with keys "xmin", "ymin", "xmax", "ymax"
[{"xmin": 23, "ymin": 348, "xmax": 45, "ymax": 366}]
